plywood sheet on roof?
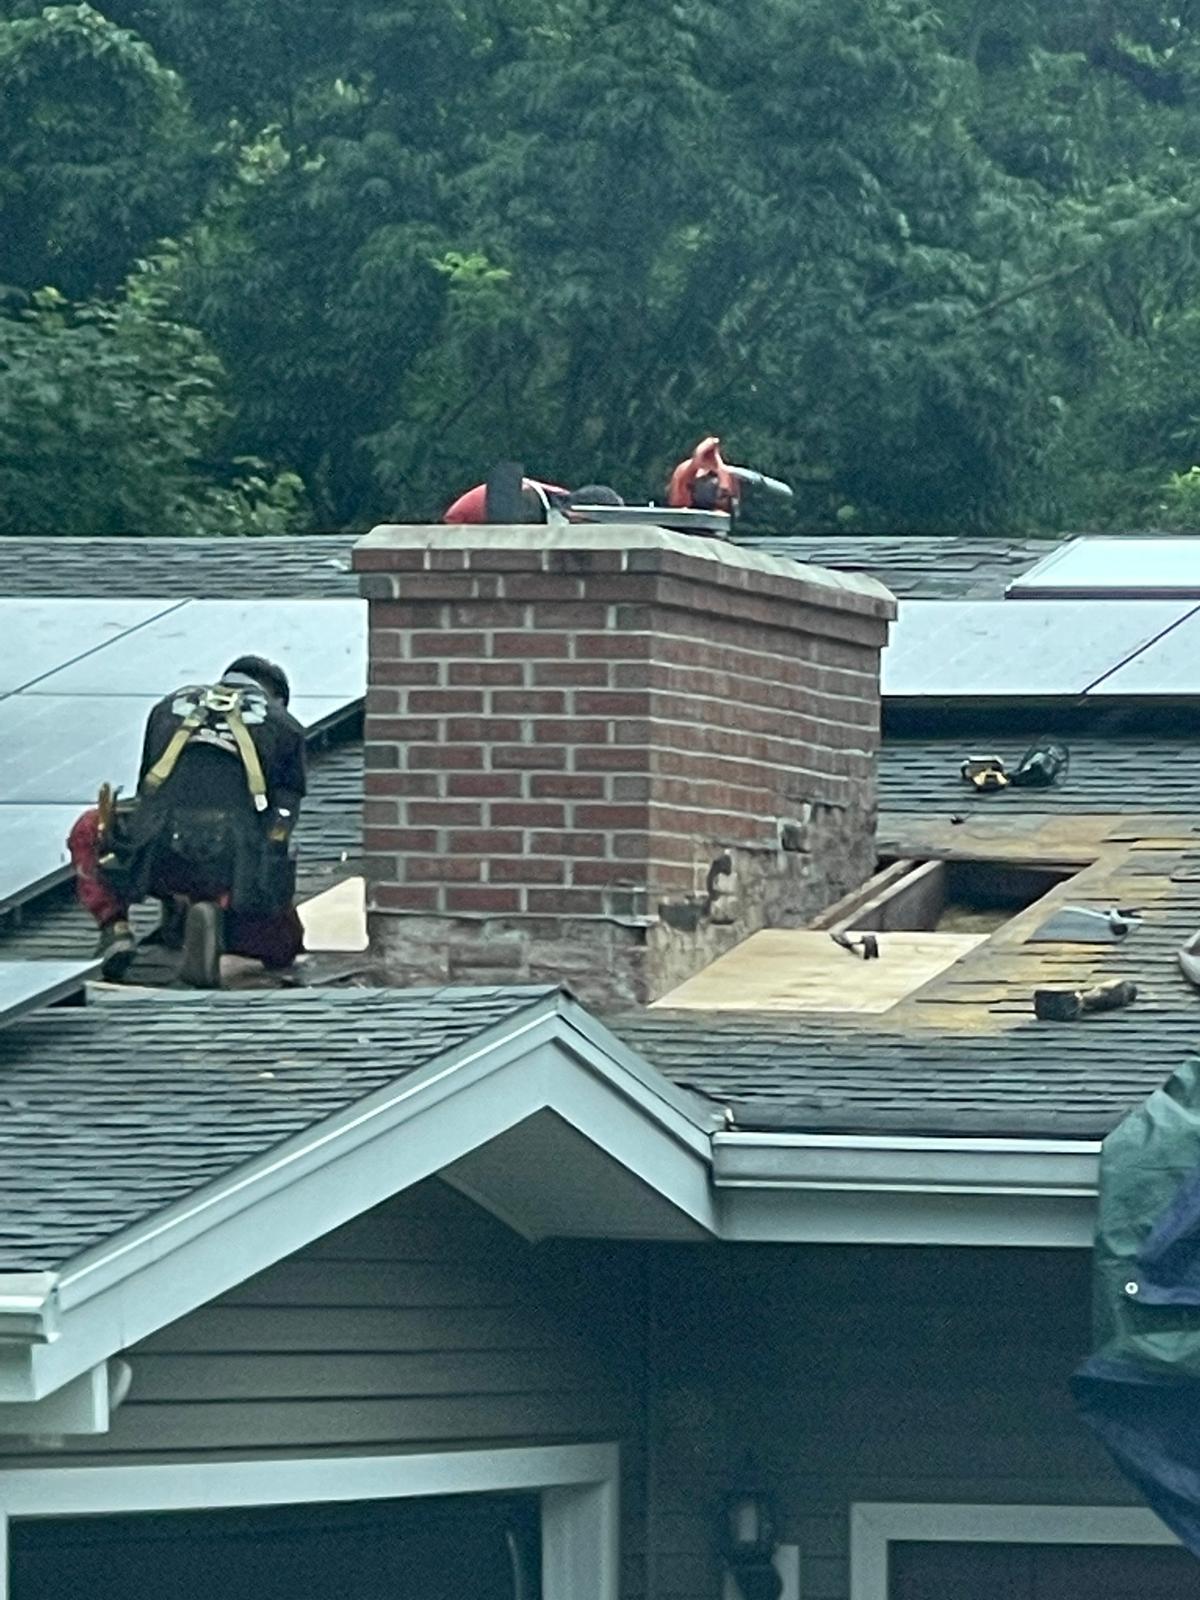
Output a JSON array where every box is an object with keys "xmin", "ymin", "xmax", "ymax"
[
  {"xmin": 298, "ymin": 875, "xmax": 367, "ymax": 952},
  {"xmin": 652, "ymin": 928, "xmax": 988, "ymax": 1013}
]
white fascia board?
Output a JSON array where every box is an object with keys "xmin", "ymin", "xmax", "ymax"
[
  {"xmin": 715, "ymin": 1131, "xmax": 1101, "ymax": 1247},
  {"xmin": 0, "ymin": 1277, "xmax": 58, "ymax": 1345},
  {"xmin": 720, "ymin": 1183, "xmax": 1098, "ymax": 1247},
  {"xmin": 0, "ymin": 995, "xmax": 716, "ymax": 1404},
  {"xmin": 713, "ymin": 1130, "xmax": 1101, "ymax": 1194}
]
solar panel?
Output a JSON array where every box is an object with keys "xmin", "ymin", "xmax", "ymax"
[
  {"xmin": 0, "ymin": 694, "xmax": 158, "ymax": 803},
  {"xmin": 882, "ymin": 600, "xmax": 1196, "ymax": 698},
  {"xmin": 29, "ymin": 598, "xmax": 366, "ymax": 700},
  {"xmin": 0, "ymin": 958, "xmax": 98, "ymax": 1030},
  {"xmin": 0, "ymin": 805, "xmax": 82, "ymax": 911},
  {"xmin": 0, "ymin": 599, "xmax": 180, "ymax": 696},
  {"xmin": 1008, "ymin": 537, "xmax": 1200, "ymax": 599},
  {"xmin": 1086, "ymin": 607, "xmax": 1200, "ymax": 696},
  {"xmin": 0, "ymin": 597, "xmax": 366, "ymax": 922}
]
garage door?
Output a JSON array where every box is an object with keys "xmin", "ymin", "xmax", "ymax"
[
  {"xmin": 891, "ymin": 1539, "xmax": 1196, "ymax": 1599},
  {"xmin": 10, "ymin": 1491, "xmax": 540, "ymax": 1600}
]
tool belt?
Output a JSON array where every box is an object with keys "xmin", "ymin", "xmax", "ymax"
[{"xmin": 98, "ymin": 796, "xmax": 294, "ymax": 916}]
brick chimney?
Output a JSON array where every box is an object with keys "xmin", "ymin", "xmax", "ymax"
[{"xmin": 354, "ymin": 525, "xmax": 895, "ymax": 1008}]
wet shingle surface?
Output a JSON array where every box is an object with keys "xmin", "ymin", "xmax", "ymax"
[{"xmin": 0, "ymin": 985, "xmax": 555, "ymax": 1272}]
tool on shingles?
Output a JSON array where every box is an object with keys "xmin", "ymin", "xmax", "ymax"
[
  {"xmin": 1029, "ymin": 904, "xmax": 1142, "ymax": 943},
  {"xmin": 1009, "ymin": 739, "xmax": 1070, "ymax": 789},
  {"xmin": 959, "ymin": 740, "xmax": 1070, "ymax": 793},
  {"xmin": 960, "ymin": 754, "xmax": 1009, "ymax": 791},
  {"xmin": 1033, "ymin": 979, "xmax": 1137, "ymax": 1021},
  {"xmin": 831, "ymin": 930, "xmax": 880, "ymax": 960}
]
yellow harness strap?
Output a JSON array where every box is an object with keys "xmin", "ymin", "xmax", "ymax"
[
  {"xmin": 224, "ymin": 699, "xmax": 269, "ymax": 812},
  {"xmin": 141, "ymin": 686, "xmax": 269, "ymax": 812}
]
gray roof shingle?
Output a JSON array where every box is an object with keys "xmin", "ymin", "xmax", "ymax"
[
  {"xmin": 0, "ymin": 985, "xmax": 555, "ymax": 1272},
  {"xmin": 613, "ymin": 1008, "xmax": 1197, "ymax": 1139},
  {"xmin": 735, "ymin": 533, "xmax": 1047, "ymax": 598},
  {"xmin": 879, "ymin": 735, "xmax": 1200, "ymax": 815},
  {"xmin": 0, "ymin": 535, "xmax": 360, "ymax": 598},
  {"xmin": 0, "ymin": 531, "xmax": 1041, "ymax": 602}
]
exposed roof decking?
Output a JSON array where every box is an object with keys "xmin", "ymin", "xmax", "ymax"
[{"xmin": 616, "ymin": 794, "xmax": 1200, "ymax": 1137}]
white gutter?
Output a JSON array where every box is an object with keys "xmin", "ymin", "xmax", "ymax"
[
  {"xmin": 0, "ymin": 993, "xmax": 719, "ymax": 1406},
  {"xmin": 713, "ymin": 1131, "xmax": 1101, "ymax": 1196},
  {"xmin": 0, "ymin": 1275, "xmax": 58, "ymax": 1345},
  {"xmin": 0, "ymin": 1008, "xmax": 1105, "ymax": 1411}
]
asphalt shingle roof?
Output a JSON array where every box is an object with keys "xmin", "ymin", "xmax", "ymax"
[
  {"xmin": 0, "ymin": 536, "xmax": 359, "ymax": 598},
  {"xmin": 615, "ymin": 1009, "xmax": 1200, "ymax": 1140},
  {"xmin": 0, "ymin": 985, "xmax": 554, "ymax": 1272},
  {"xmin": 735, "ymin": 533, "xmax": 1047, "ymax": 598},
  {"xmin": 879, "ymin": 735, "xmax": 1200, "ymax": 815},
  {"xmin": 0, "ymin": 530, "xmax": 1044, "ymax": 602}
]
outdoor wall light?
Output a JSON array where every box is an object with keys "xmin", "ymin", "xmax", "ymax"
[{"xmin": 721, "ymin": 1463, "xmax": 783, "ymax": 1600}]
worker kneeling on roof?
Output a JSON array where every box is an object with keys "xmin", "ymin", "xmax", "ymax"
[{"xmin": 67, "ymin": 655, "xmax": 307, "ymax": 988}]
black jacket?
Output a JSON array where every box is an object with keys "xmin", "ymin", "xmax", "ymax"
[{"xmin": 137, "ymin": 673, "xmax": 307, "ymax": 822}]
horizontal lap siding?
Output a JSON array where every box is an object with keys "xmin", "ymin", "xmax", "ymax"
[
  {"xmin": 639, "ymin": 1243, "xmax": 1140, "ymax": 1600},
  {"xmin": 0, "ymin": 1181, "xmax": 643, "ymax": 1469}
]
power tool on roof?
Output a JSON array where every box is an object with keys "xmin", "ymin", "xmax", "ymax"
[
  {"xmin": 959, "ymin": 740, "xmax": 1070, "ymax": 793},
  {"xmin": 960, "ymin": 754, "xmax": 1009, "ymax": 791},
  {"xmin": 1034, "ymin": 979, "xmax": 1137, "ymax": 1021}
]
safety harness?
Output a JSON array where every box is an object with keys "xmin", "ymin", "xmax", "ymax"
[{"xmin": 141, "ymin": 685, "xmax": 269, "ymax": 812}]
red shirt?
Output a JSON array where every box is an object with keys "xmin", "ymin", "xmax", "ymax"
[{"xmin": 442, "ymin": 479, "xmax": 568, "ymax": 523}]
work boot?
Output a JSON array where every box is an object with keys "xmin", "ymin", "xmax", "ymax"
[
  {"xmin": 96, "ymin": 919, "xmax": 136, "ymax": 982},
  {"xmin": 179, "ymin": 902, "xmax": 224, "ymax": 989},
  {"xmin": 154, "ymin": 898, "xmax": 187, "ymax": 951}
]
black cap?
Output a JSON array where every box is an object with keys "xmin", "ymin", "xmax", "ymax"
[{"xmin": 225, "ymin": 655, "xmax": 290, "ymax": 706}]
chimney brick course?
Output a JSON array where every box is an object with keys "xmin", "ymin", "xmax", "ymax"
[{"xmin": 355, "ymin": 524, "xmax": 895, "ymax": 1008}]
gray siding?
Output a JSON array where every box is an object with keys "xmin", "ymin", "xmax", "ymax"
[
  {"xmin": 1, "ymin": 1180, "xmax": 642, "ymax": 1463},
  {"xmin": 635, "ymin": 1243, "xmax": 1141, "ymax": 1600},
  {"xmin": 0, "ymin": 1215, "xmax": 1144, "ymax": 1600}
]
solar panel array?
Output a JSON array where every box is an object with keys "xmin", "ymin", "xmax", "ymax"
[
  {"xmin": 0, "ymin": 597, "xmax": 366, "ymax": 913},
  {"xmin": 882, "ymin": 600, "xmax": 1200, "ymax": 698},
  {"xmin": 0, "ymin": 958, "xmax": 98, "ymax": 1031},
  {"xmin": 1008, "ymin": 537, "xmax": 1200, "ymax": 599}
]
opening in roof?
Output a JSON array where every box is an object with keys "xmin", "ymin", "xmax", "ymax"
[
  {"xmin": 652, "ymin": 857, "xmax": 1082, "ymax": 1014},
  {"xmin": 812, "ymin": 856, "xmax": 1077, "ymax": 937}
]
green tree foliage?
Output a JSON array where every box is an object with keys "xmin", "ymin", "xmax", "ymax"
[
  {"xmin": 0, "ymin": 252, "xmax": 306, "ymax": 534},
  {"xmin": 6, "ymin": 0, "xmax": 1200, "ymax": 534},
  {"xmin": 0, "ymin": 4, "xmax": 201, "ymax": 298}
]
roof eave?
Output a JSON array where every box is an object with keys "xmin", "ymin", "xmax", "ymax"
[{"xmin": 713, "ymin": 1130, "xmax": 1100, "ymax": 1248}]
